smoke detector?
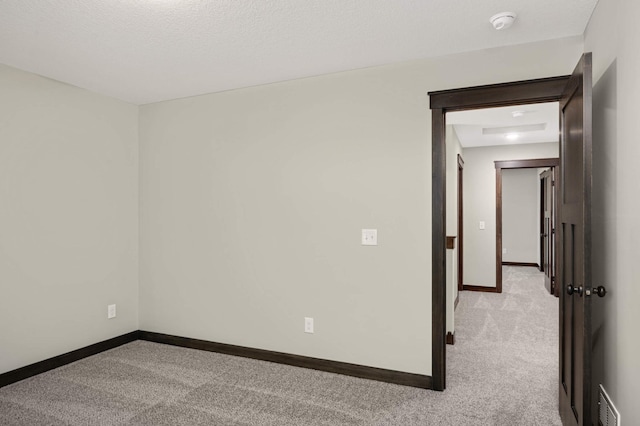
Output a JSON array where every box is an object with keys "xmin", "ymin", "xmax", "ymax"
[{"xmin": 490, "ymin": 12, "xmax": 517, "ymax": 30}]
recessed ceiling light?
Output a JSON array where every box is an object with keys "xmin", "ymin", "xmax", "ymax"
[
  {"xmin": 483, "ymin": 123, "xmax": 547, "ymax": 135},
  {"xmin": 506, "ymin": 133, "xmax": 519, "ymax": 141}
]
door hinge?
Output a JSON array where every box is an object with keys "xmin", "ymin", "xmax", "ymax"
[{"xmin": 551, "ymin": 180, "xmax": 555, "ymax": 186}]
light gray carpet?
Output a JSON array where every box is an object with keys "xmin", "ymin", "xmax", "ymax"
[{"xmin": 0, "ymin": 266, "xmax": 560, "ymax": 425}]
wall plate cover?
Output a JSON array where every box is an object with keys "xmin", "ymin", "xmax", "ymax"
[
  {"xmin": 361, "ymin": 229, "xmax": 378, "ymax": 245},
  {"xmin": 304, "ymin": 317, "xmax": 314, "ymax": 333}
]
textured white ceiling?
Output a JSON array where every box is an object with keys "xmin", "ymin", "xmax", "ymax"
[
  {"xmin": 0, "ymin": 1, "xmax": 597, "ymax": 104},
  {"xmin": 448, "ymin": 102, "xmax": 560, "ymax": 148}
]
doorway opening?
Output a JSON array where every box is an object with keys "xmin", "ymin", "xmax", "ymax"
[
  {"xmin": 445, "ymin": 102, "xmax": 560, "ymax": 295},
  {"xmin": 539, "ymin": 168, "xmax": 557, "ymax": 296},
  {"xmin": 428, "ymin": 76, "xmax": 570, "ymax": 391},
  {"xmin": 495, "ymin": 158, "xmax": 559, "ymax": 292},
  {"xmin": 429, "ymin": 52, "xmax": 593, "ymax": 426}
]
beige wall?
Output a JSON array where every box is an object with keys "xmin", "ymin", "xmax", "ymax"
[
  {"xmin": 502, "ymin": 168, "xmax": 540, "ymax": 264},
  {"xmin": 0, "ymin": 33, "xmax": 586, "ymax": 382},
  {"xmin": 585, "ymin": 0, "xmax": 640, "ymax": 421},
  {"xmin": 0, "ymin": 65, "xmax": 139, "ymax": 374},
  {"xmin": 462, "ymin": 143, "xmax": 558, "ymax": 288},
  {"xmin": 139, "ymin": 38, "xmax": 582, "ymax": 375}
]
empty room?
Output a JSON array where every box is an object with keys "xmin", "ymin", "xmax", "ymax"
[{"xmin": 1, "ymin": 1, "xmax": 638, "ymax": 425}]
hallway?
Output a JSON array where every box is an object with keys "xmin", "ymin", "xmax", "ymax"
[
  {"xmin": 444, "ymin": 265, "xmax": 561, "ymax": 424},
  {"xmin": 384, "ymin": 265, "xmax": 561, "ymax": 424}
]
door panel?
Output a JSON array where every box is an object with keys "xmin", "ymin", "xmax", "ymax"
[
  {"xmin": 540, "ymin": 169, "xmax": 554, "ymax": 294},
  {"xmin": 457, "ymin": 155, "xmax": 464, "ymax": 291},
  {"xmin": 558, "ymin": 53, "xmax": 592, "ymax": 426}
]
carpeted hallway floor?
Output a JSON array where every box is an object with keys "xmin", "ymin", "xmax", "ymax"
[{"xmin": 0, "ymin": 266, "xmax": 560, "ymax": 425}]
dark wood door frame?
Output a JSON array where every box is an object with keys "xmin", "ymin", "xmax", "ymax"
[
  {"xmin": 540, "ymin": 174, "xmax": 546, "ymax": 273},
  {"xmin": 457, "ymin": 154, "xmax": 464, "ymax": 292},
  {"xmin": 495, "ymin": 158, "xmax": 559, "ymax": 292},
  {"xmin": 539, "ymin": 168, "xmax": 556, "ymax": 295},
  {"xmin": 428, "ymin": 76, "xmax": 569, "ymax": 391}
]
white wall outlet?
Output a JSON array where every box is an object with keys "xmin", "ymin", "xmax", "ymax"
[
  {"xmin": 304, "ymin": 317, "xmax": 314, "ymax": 333},
  {"xmin": 361, "ymin": 229, "xmax": 378, "ymax": 245},
  {"xmin": 503, "ymin": 248, "xmax": 507, "ymax": 254},
  {"xmin": 107, "ymin": 304, "xmax": 116, "ymax": 319},
  {"xmin": 479, "ymin": 221, "xmax": 486, "ymax": 230}
]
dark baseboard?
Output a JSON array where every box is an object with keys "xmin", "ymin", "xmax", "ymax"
[
  {"xmin": 0, "ymin": 331, "xmax": 140, "ymax": 388},
  {"xmin": 462, "ymin": 284, "xmax": 499, "ymax": 293},
  {"xmin": 446, "ymin": 332, "xmax": 455, "ymax": 345},
  {"xmin": 1, "ymin": 330, "xmax": 432, "ymax": 390},
  {"xmin": 139, "ymin": 331, "xmax": 432, "ymax": 390},
  {"xmin": 501, "ymin": 262, "xmax": 540, "ymax": 268},
  {"xmin": 454, "ymin": 293, "xmax": 460, "ymax": 310}
]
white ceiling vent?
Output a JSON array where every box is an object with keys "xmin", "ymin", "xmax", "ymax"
[{"xmin": 599, "ymin": 384, "xmax": 620, "ymax": 426}]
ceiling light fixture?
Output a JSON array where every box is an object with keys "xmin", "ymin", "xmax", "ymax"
[
  {"xmin": 506, "ymin": 133, "xmax": 519, "ymax": 141},
  {"xmin": 483, "ymin": 123, "xmax": 547, "ymax": 135},
  {"xmin": 511, "ymin": 110, "xmax": 525, "ymax": 118},
  {"xmin": 490, "ymin": 12, "xmax": 517, "ymax": 31}
]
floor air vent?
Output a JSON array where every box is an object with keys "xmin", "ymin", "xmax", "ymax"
[{"xmin": 599, "ymin": 384, "xmax": 620, "ymax": 426}]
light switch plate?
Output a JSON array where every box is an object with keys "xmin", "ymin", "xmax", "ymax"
[
  {"xmin": 479, "ymin": 221, "xmax": 486, "ymax": 230},
  {"xmin": 107, "ymin": 304, "xmax": 116, "ymax": 319},
  {"xmin": 362, "ymin": 229, "xmax": 378, "ymax": 245},
  {"xmin": 304, "ymin": 317, "xmax": 314, "ymax": 333}
]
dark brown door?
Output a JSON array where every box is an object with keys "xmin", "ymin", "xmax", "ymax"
[
  {"xmin": 457, "ymin": 154, "xmax": 464, "ymax": 291},
  {"xmin": 558, "ymin": 53, "xmax": 593, "ymax": 426},
  {"xmin": 540, "ymin": 168, "xmax": 554, "ymax": 294}
]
